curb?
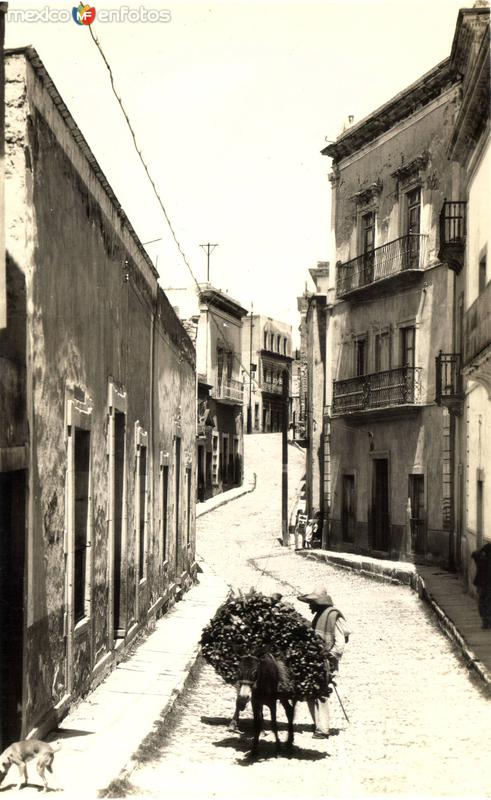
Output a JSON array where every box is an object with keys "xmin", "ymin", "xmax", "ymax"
[
  {"xmin": 98, "ymin": 574, "xmax": 230, "ymax": 797},
  {"xmin": 296, "ymin": 548, "xmax": 416, "ymax": 587},
  {"xmin": 296, "ymin": 548, "xmax": 491, "ymax": 688},
  {"xmin": 196, "ymin": 472, "xmax": 257, "ymax": 519},
  {"xmin": 415, "ymin": 572, "xmax": 491, "ymax": 688},
  {"xmin": 102, "ymin": 643, "xmax": 203, "ymax": 796}
]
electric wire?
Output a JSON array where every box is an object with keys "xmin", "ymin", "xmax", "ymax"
[{"xmin": 88, "ymin": 25, "xmax": 265, "ymax": 385}]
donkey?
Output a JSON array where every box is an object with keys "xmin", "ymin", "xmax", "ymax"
[{"xmin": 234, "ymin": 653, "xmax": 296, "ymax": 756}]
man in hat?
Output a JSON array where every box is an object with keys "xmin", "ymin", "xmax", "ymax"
[{"xmin": 297, "ymin": 587, "xmax": 350, "ymax": 738}]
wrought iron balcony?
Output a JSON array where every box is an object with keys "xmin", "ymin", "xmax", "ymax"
[
  {"xmin": 214, "ymin": 378, "xmax": 244, "ymax": 404},
  {"xmin": 464, "ymin": 281, "xmax": 491, "ymax": 367},
  {"xmin": 336, "ymin": 234, "xmax": 427, "ymax": 298},
  {"xmin": 261, "ymin": 380, "xmax": 284, "ymax": 396},
  {"xmin": 332, "ymin": 367, "xmax": 422, "ymax": 415},
  {"xmin": 435, "ymin": 352, "xmax": 463, "ymax": 414},
  {"xmin": 438, "ymin": 200, "xmax": 466, "ymax": 273}
]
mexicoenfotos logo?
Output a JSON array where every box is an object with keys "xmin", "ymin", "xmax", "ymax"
[{"xmin": 72, "ymin": 3, "xmax": 96, "ymax": 25}]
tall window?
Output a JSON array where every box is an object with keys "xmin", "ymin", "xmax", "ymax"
[
  {"xmin": 217, "ymin": 348, "xmax": 224, "ymax": 385},
  {"xmin": 186, "ymin": 467, "xmax": 192, "ymax": 545},
  {"xmin": 74, "ymin": 429, "xmax": 90, "ymax": 623},
  {"xmin": 408, "ymin": 474, "xmax": 425, "ymax": 554},
  {"xmin": 406, "ymin": 187, "xmax": 421, "ymax": 268},
  {"xmin": 227, "ymin": 352, "xmax": 233, "ymax": 381},
  {"xmin": 161, "ymin": 464, "xmax": 169, "ymax": 562},
  {"xmin": 341, "ymin": 474, "xmax": 355, "ymax": 543},
  {"xmin": 263, "ymin": 331, "xmax": 268, "ymax": 349},
  {"xmin": 401, "ymin": 326, "xmax": 416, "ymax": 368},
  {"xmin": 361, "ymin": 211, "xmax": 375, "ymax": 284},
  {"xmin": 362, "ymin": 211, "xmax": 375, "ymax": 253},
  {"xmin": 355, "ymin": 338, "xmax": 367, "ymax": 376},
  {"xmin": 211, "ymin": 433, "xmax": 219, "ymax": 485},
  {"xmin": 283, "ymin": 338, "xmax": 287, "ymax": 355},
  {"xmin": 375, "ymin": 331, "xmax": 391, "ymax": 372},
  {"xmin": 138, "ymin": 445, "xmax": 147, "ymax": 581},
  {"xmin": 175, "ymin": 437, "xmax": 181, "ymax": 567},
  {"xmin": 112, "ymin": 409, "xmax": 126, "ymax": 636},
  {"xmin": 270, "ymin": 332, "xmax": 274, "ymax": 350},
  {"xmin": 479, "ymin": 252, "xmax": 487, "ymax": 294},
  {"xmin": 277, "ymin": 335, "xmax": 281, "ymax": 352}
]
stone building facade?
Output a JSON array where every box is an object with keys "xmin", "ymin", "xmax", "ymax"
[
  {"xmin": 436, "ymin": 5, "xmax": 490, "ymax": 591},
  {"xmin": 0, "ymin": 48, "xmax": 197, "ymax": 748},
  {"xmin": 195, "ymin": 284, "xmax": 247, "ymax": 500},
  {"xmin": 241, "ymin": 315, "xmax": 293, "ymax": 434},
  {"xmin": 321, "ymin": 57, "xmax": 463, "ymax": 563}
]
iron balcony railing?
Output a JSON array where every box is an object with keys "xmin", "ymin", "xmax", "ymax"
[
  {"xmin": 336, "ymin": 234, "xmax": 427, "ymax": 297},
  {"xmin": 261, "ymin": 380, "xmax": 284, "ymax": 396},
  {"xmin": 464, "ymin": 281, "xmax": 491, "ymax": 366},
  {"xmin": 215, "ymin": 378, "xmax": 244, "ymax": 403},
  {"xmin": 332, "ymin": 366, "xmax": 422, "ymax": 415},
  {"xmin": 435, "ymin": 352, "xmax": 462, "ymax": 405},
  {"xmin": 438, "ymin": 200, "xmax": 466, "ymax": 273}
]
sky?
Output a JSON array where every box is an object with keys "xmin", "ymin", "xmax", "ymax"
[{"xmin": 5, "ymin": 0, "xmax": 467, "ymax": 343}]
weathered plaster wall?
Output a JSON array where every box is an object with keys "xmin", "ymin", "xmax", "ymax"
[
  {"xmin": 329, "ymin": 405, "xmax": 449, "ymax": 561},
  {"xmin": 4, "ymin": 53, "xmax": 196, "ymax": 736},
  {"xmin": 467, "ymin": 136, "xmax": 490, "ymax": 306},
  {"xmin": 333, "ymin": 88, "xmax": 460, "ymax": 265}
]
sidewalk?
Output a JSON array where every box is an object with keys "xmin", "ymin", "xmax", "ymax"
[
  {"xmin": 5, "ymin": 570, "xmax": 230, "ymax": 799},
  {"xmin": 297, "ymin": 548, "xmax": 491, "ymax": 688},
  {"xmin": 0, "ymin": 475, "xmax": 258, "ymax": 797}
]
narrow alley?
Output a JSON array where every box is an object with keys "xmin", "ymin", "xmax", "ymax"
[{"xmin": 122, "ymin": 434, "xmax": 491, "ymax": 800}]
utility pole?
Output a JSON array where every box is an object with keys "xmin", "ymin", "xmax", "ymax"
[
  {"xmin": 281, "ymin": 368, "xmax": 289, "ymax": 546},
  {"xmin": 200, "ymin": 243, "xmax": 218, "ymax": 283},
  {"xmin": 247, "ymin": 304, "xmax": 253, "ymax": 434}
]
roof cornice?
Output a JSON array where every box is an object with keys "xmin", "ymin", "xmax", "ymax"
[{"xmin": 322, "ymin": 58, "xmax": 458, "ymax": 163}]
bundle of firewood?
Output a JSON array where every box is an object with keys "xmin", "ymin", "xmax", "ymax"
[{"xmin": 200, "ymin": 588, "xmax": 331, "ymax": 700}]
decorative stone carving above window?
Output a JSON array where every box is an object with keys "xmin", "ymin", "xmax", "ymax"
[
  {"xmin": 391, "ymin": 152, "xmax": 429, "ymax": 186},
  {"xmin": 350, "ymin": 180, "xmax": 383, "ymax": 206}
]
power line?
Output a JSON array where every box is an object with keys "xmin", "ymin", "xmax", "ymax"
[
  {"xmin": 88, "ymin": 25, "xmax": 259, "ymax": 384},
  {"xmin": 88, "ymin": 25, "xmax": 199, "ymax": 292}
]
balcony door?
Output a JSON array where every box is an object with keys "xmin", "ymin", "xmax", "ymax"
[
  {"xmin": 406, "ymin": 187, "xmax": 421, "ymax": 268},
  {"xmin": 355, "ymin": 337, "xmax": 367, "ymax": 377},
  {"xmin": 361, "ymin": 211, "xmax": 375, "ymax": 285},
  {"xmin": 375, "ymin": 331, "xmax": 391, "ymax": 373},
  {"xmin": 371, "ymin": 458, "xmax": 390, "ymax": 552}
]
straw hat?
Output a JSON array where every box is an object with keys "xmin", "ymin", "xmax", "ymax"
[{"xmin": 297, "ymin": 587, "xmax": 334, "ymax": 607}]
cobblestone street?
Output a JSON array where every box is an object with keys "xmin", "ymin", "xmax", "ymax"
[{"xmin": 127, "ymin": 435, "xmax": 491, "ymax": 799}]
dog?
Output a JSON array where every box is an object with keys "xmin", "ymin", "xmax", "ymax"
[{"xmin": 0, "ymin": 739, "xmax": 60, "ymax": 792}]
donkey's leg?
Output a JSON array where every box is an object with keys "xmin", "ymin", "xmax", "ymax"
[
  {"xmin": 281, "ymin": 699, "xmax": 296, "ymax": 749},
  {"xmin": 269, "ymin": 702, "xmax": 281, "ymax": 754},
  {"xmin": 250, "ymin": 698, "xmax": 263, "ymax": 755},
  {"xmin": 228, "ymin": 695, "xmax": 241, "ymax": 732}
]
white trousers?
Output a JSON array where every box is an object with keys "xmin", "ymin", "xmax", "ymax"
[{"xmin": 307, "ymin": 695, "xmax": 330, "ymax": 734}]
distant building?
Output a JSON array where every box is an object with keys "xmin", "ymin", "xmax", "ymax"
[
  {"xmin": 195, "ymin": 284, "xmax": 247, "ymax": 499},
  {"xmin": 241, "ymin": 315, "xmax": 293, "ymax": 433},
  {"xmin": 290, "ymin": 351, "xmax": 304, "ymax": 441},
  {"xmin": 0, "ymin": 47, "xmax": 197, "ymax": 747}
]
